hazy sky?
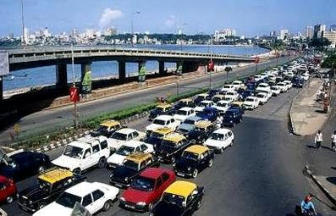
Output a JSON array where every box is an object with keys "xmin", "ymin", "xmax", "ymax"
[{"xmin": 1, "ymin": 0, "xmax": 335, "ymax": 36}]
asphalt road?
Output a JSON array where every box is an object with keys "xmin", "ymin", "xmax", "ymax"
[
  {"xmin": 0, "ymin": 56, "xmax": 293, "ymax": 144},
  {"xmin": 2, "ymin": 86, "xmax": 335, "ymax": 216}
]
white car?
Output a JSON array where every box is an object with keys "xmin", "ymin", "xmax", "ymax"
[
  {"xmin": 107, "ymin": 128, "xmax": 145, "ymax": 152},
  {"xmin": 213, "ymin": 100, "xmax": 231, "ymax": 114},
  {"xmin": 277, "ymin": 82, "xmax": 288, "ymax": 92},
  {"xmin": 256, "ymin": 83, "xmax": 270, "ymax": 92},
  {"xmin": 256, "ymin": 89, "xmax": 272, "ymax": 100},
  {"xmin": 221, "ymin": 84, "xmax": 236, "ymax": 93},
  {"xmin": 283, "ymin": 80, "xmax": 293, "ymax": 89},
  {"xmin": 231, "ymin": 80, "xmax": 245, "ymax": 90},
  {"xmin": 33, "ymin": 181, "xmax": 119, "ymax": 216},
  {"xmin": 302, "ymin": 72, "xmax": 310, "ymax": 81},
  {"xmin": 52, "ymin": 136, "xmax": 111, "ymax": 174},
  {"xmin": 243, "ymin": 96, "xmax": 259, "ymax": 110},
  {"xmin": 173, "ymin": 107, "xmax": 195, "ymax": 123},
  {"xmin": 146, "ymin": 115, "xmax": 179, "ymax": 134},
  {"xmin": 256, "ymin": 92, "xmax": 269, "ymax": 105},
  {"xmin": 107, "ymin": 141, "xmax": 154, "ymax": 169},
  {"xmin": 204, "ymin": 129, "xmax": 234, "ymax": 153},
  {"xmin": 194, "ymin": 100, "xmax": 215, "ymax": 112},
  {"xmin": 271, "ymin": 86, "xmax": 281, "ymax": 96},
  {"xmin": 224, "ymin": 91, "xmax": 240, "ymax": 101},
  {"xmin": 254, "ymin": 75, "xmax": 264, "ymax": 82}
]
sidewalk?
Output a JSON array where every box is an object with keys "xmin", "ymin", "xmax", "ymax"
[{"xmin": 290, "ymin": 78, "xmax": 329, "ymax": 136}]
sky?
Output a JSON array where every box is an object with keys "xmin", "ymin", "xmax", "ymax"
[{"xmin": 0, "ymin": 0, "xmax": 335, "ymax": 37}]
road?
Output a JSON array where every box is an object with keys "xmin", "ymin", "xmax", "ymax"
[
  {"xmin": 2, "ymin": 85, "xmax": 335, "ymax": 216},
  {"xmin": 0, "ymin": 56, "xmax": 293, "ymax": 145}
]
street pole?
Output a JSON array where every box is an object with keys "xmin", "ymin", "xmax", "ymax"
[
  {"xmin": 20, "ymin": 0, "xmax": 25, "ymax": 46},
  {"xmin": 71, "ymin": 44, "xmax": 78, "ymax": 128}
]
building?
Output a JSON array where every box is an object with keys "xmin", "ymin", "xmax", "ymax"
[
  {"xmin": 214, "ymin": 28, "xmax": 236, "ymax": 42},
  {"xmin": 330, "ymin": 24, "xmax": 336, "ymax": 32},
  {"xmin": 323, "ymin": 31, "xmax": 336, "ymax": 48},
  {"xmin": 306, "ymin": 26, "xmax": 314, "ymax": 39},
  {"xmin": 104, "ymin": 28, "xmax": 117, "ymax": 36},
  {"xmin": 279, "ymin": 29, "xmax": 289, "ymax": 40},
  {"xmin": 270, "ymin": 31, "xmax": 277, "ymax": 37},
  {"xmin": 314, "ymin": 24, "xmax": 326, "ymax": 38}
]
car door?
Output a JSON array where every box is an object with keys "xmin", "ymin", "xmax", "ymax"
[
  {"xmin": 0, "ymin": 182, "xmax": 7, "ymax": 202},
  {"xmin": 91, "ymin": 144, "xmax": 101, "ymax": 166},
  {"xmin": 92, "ymin": 190, "xmax": 106, "ymax": 212},
  {"xmin": 140, "ymin": 144, "xmax": 149, "ymax": 153},
  {"xmin": 82, "ymin": 193, "xmax": 96, "ymax": 214},
  {"xmin": 82, "ymin": 148, "xmax": 94, "ymax": 170}
]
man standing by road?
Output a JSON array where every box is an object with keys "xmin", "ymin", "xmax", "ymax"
[
  {"xmin": 314, "ymin": 130, "xmax": 323, "ymax": 149},
  {"xmin": 331, "ymin": 130, "xmax": 336, "ymax": 152}
]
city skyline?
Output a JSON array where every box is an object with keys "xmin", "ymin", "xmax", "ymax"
[{"xmin": 1, "ymin": 0, "xmax": 336, "ymax": 37}]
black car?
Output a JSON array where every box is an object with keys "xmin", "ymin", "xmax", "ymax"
[
  {"xmin": 175, "ymin": 145, "xmax": 214, "ymax": 178},
  {"xmin": 148, "ymin": 104, "xmax": 174, "ymax": 121},
  {"xmin": 150, "ymin": 181, "xmax": 204, "ymax": 216},
  {"xmin": 17, "ymin": 168, "xmax": 85, "ymax": 212},
  {"xmin": 109, "ymin": 153, "xmax": 159, "ymax": 188},
  {"xmin": 187, "ymin": 121, "xmax": 215, "ymax": 144},
  {"xmin": 222, "ymin": 107, "xmax": 243, "ymax": 127},
  {"xmin": 173, "ymin": 99, "xmax": 195, "ymax": 111},
  {"xmin": 156, "ymin": 133, "xmax": 191, "ymax": 164},
  {"xmin": 0, "ymin": 151, "xmax": 51, "ymax": 181}
]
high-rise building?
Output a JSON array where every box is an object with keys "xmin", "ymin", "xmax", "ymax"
[
  {"xmin": 23, "ymin": 27, "xmax": 29, "ymax": 44},
  {"xmin": 306, "ymin": 26, "xmax": 314, "ymax": 39},
  {"xmin": 330, "ymin": 24, "xmax": 336, "ymax": 32},
  {"xmin": 214, "ymin": 28, "xmax": 236, "ymax": 42},
  {"xmin": 280, "ymin": 29, "xmax": 289, "ymax": 40},
  {"xmin": 314, "ymin": 24, "xmax": 326, "ymax": 38},
  {"xmin": 324, "ymin": 31, "xmax": 336, "ymax": 48}
]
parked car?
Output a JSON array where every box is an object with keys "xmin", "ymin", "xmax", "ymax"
[
  {"xmin": 176, "ymin": 116, "xmax": 203, "ymax": 136},
  {"xmin": 271, "ymin": 85, "xmax": 281, "ymax": 96},
  {"xmin": 150, "ymin": 181, "xmax": 204, "ymax": 216},
  {"xmin": 283, "ymin": 80, "xmax": 293, "ymax": 89},
  {"xmin": 17, "ymin": 168, "xmax": 85, "ymax": 212},
  {"xmin": 243, "ymin": 96, "xmax": 259, "ymax": 110},
  {"xmin": 109, "ymin": 153, "xmax": 160, "ymax": 188},
  {"xmin": 222, "ymin": 108, "xmax": 243, "ymax": 127},
  {"xmin": 120, "ymin": 168, "xmax": 176, "ymax": 212},
  {"xmin": 277, "ymin": 82, "xmax": 288, "ymax": 92},
  {"xmin": 194, "ymin": 100, "xmax": 215, "ymax": 113},
  {"xmin": 231, "ymin": 80, "xmax": 245, "ymax": 90},
  {"xmin": 193, "ymin": 93, "xmax": 210, "ymax": 105},
  {"xmin": 196, "ymin": 107, "xmax": 218, "ymax": 122},
  {"xmin": 175, "ymin": 145, "xmax": 214, "ymax": 178},
  {"xmin": 213, "ymin": 100, "xmax": 231, "ymax": 115},
  {"xmin": 293, "ymin": 76, "xmax": 304, "ymax": 88},
  {"xmin": 52, "ymin": 136, "xmax": 110, "ymax": 175},
  {"xmin": 188, "ymin": 121, "xmax": 216, "ymax": 144},
  {"xmin": 156, "ymin": 133, "xmax": 191, "ymax": 164},
  {"xmin": 174, "ymin": 98, "xmax": 195, "ymax": 111},
  {"xmin": 256, "ymin": 83, "xmax": 271, "ymax": 92},
  {"xmin": 212, "ymin": 94, "xmax": 226, "ymax": 103},
  {"xmin": 173, "ymin": 107, "xmax": 195, "ymax": 123},
  {"xmin": 0, "ymin": 175, "xmax": 16, "ymax": 204},
  {"xmin": 32, "ymin": 181, "xmax": 119, "ymax": 216},
  {"xmin": 204, "ymin": 128, "xmax": 234, "ymax": 153},
  {"xmin": 224, "ymin": 91, "xmax": 240, "ymax": 101},
  {"xmin": 238, "ymin": 89, "xmax": 254, "ymax": 100},
  {"xmin": 90, "ymin": 120, "xmax": 122, "ymax": 137},
  {"xmin": 0, "ymin": 150, "xmax": 51, "ymax": 181},
  {"xmin": 108, "ymin": 128, "xmax": 146, "ymax": 151},
  {"xmin": 256, "ymin": 92, "xmax": 269, "ymax": 105},
  {"xmin": 107, "ymin": 141, "xmax": 154, "ymax": 169},
  {"xmin": 149, "ymin": 103, "xmax": 174, "ymax": 121},
  {"xmin": 220, "ymin": 84, "xmax": 235, "ymax": 93},
  {"xmin": 146, "ymin": 115, "xmax": 179, "ymax": 136},
  {"xmin": 144, "ymin": 127, "xmax": 175, "ymax": 150}
]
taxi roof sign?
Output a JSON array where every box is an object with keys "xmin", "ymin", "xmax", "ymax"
[
  {"xmin": 185, "ymin": 145, "xmax": 209, "ymax": 155},
  {"xmin": 164, "ymin": 181, "xmax": 197, "ymax": 199},
  {"xmin": 125, "ymin": 152, "xmax": 152, "ymax": 163},
  {"xmin": 38, "ymin": 168, "xmax": 73, "ymax": 184}
]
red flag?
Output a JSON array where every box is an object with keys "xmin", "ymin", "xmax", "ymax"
[{"xmin": 70, "ymin": 86, "xmax": 80, "ymax": 102}]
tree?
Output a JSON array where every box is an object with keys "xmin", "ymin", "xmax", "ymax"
[
  {"xmin": 308, "ymin": 38, "xmax": 331, "ymax": 49},
  {"xmin": 321, "ymin": 54, "xmax": 336, "ymax": 68}
]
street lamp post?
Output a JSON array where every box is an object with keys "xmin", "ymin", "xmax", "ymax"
[
  {"xmin": 20, "ymin": 0, "xmax": 25, "ymax": 46},
  {"xmin": 131, "ymin": 11, "xmax": 141, "ymax": 47}
]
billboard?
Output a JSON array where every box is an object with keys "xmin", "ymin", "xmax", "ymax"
[{"xmin": 0, "ymin": 51, "xmax": 9, "ymax": 76}]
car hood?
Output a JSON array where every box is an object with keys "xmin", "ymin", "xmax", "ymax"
[
  {"xmin": 176, "ymin": 158, "xmax": 197, "ymax": 169},
  {"xmin": 122, "ymin": 188, "xmax": 155, "ymax": 204},
  {"xmin": 33, "ymin": 202, "xmax": 73, "ymax": 216},
  {"xmin": 153, "ymin": 202, "xmax": 184, "ymax": 216},
  {"xmin": 52, "ymin": 155, "xmax": 80, "ymax": 171},
  {"xmin": 107, "ymin": 153, "xmax": 126, "ymax": 165},
  {"xmin": 146, "ymin": 124, "xmax": 163, "ymax": 132},
  {"xmin": 19, "ymin": 185, "xmax": 49, "ymax": 202},
  {"xmin": 113, "ymin": 166, "xmax": 137, "ymax": 179},
  {"xmin": 205, "ymin": 139, "xmax": 222, "ymax": 147}
]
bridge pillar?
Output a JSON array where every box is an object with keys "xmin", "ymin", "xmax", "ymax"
[
  {"xmin": 138, "ymin": 61, "xmax": 146, "ymax": 83},
  {"xmin": 81, "ymin": 62, "xmax": 92, "ymax": 93},
  {"xmin": 118, "ymin": 60, "xmax": 126, "ymax": 81},
  {"xmin": 182, "ymin": 61, "xmax": 199, "ymax": 73},
  {"xmin": 56, "ymin": 64, "xmax": 68, "ymax": 91},
  {"xmin": 159, "ymin": 61, "xmax": 166, "ymax": 75}
]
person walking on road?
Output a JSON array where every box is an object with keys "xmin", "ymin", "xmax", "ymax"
[
  {"xmin": 314, "ymin": 130, "xmax": 323, "ymax": 149},
  {"xmin": 331, "ymin": 130, "xmax": 336, "ymax": 152},
  {"xmin": 300, "ymin": 194, "xmax": 317, "ymax": 216}
]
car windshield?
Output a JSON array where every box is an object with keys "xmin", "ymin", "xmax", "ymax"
[
  {"xmin": 177, "ymin": 128, "xmax": 190, "ymax": 134},
  {"xmin": 131, "ymin": 176, "xmax": 156, "ymax": 191},
  {"xmin": 157, "ymin": 107, "xmax": 164, "ymax": 112},
  {"xmin": 153, "ymin": 119, "xmax": 166, "ymax": 125},
  {"xmin": 111, "ymin": 132, "xmax": 127, "ymax": 140},
  {"xmin": 200, "ymin": 102, "xmax": 210, "ymax": 107},
  {"xmin": 182, "ymin": 151, "xmax": 199, "ymax": 160},
  {"xmin": 162, "ymin": 192, "xmax": 185, "ymax": 207},
  {"xmin": 271, "ymin": 87, "xmax": 278, "ymax": 90},
  {"xmin": 226, "ymin": 92, "xmax": 234, "ymax": 96},
  {"xmin": 116, "ymin": 146, "xmax": 134, "ymax": 156},
  {"xmin": 150, "ymin": 132, "xmax": 164, "ymax": 138},
  {"xmin": 195, "ymin": 127, "xmax": 206, "ymax": 132},
  {"xmin": 210, "ymin": 133, "xmax": 224, "ymax": 141},
  {"xmin": 257, "ymin": 94, "xmax": 264, "ymax": 98},
  {"xmin": 217, "ymin": 103, "xmax": 227, "ymax": 107},
  {"xmin": 183, "ymin": 119, "xmax": 195, "ymax": 125},
  {"xmin": 96, "ymin": 126, "xmax": 108, "ymax": 134},
  {"xmin": 63, "ymin": 145, "xmax": 83, "ymax": 159},
  {"xmin": 38, "ymin": 179, "xmax": 51, "ymax": 193},
  {"xmin": 56, "ymin": 192, "xmax": 82, "ymax": 209},
  {"xmin": 123, "ymin": 160, "xmax": 139, "ymax": 171},
  {"xmin": 160, "ymin": 141, "xmax": 178, "ymax": 152},
  {"xmin": 176, "ymin": 110, "xmax": 188, "ymax": 116},
  {"xmin": 246, "ymin": 98, "xmax": 254, "ymax": 102}
]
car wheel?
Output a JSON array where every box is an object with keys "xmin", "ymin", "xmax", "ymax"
[
  {"xmin": 192, "ymin": 169, "xmax": 198, "ymax": 178},
  {"xmin": 6, "ymin": 196, "xmax": 14, "ymax": 204},
  {"xmin": 98, "ymin": 157, "xmax": 107, "ymax": 168},
  {"xmin": 208, "ymin": 159, "xmax": 213, "ymax": 167},
  {"xmin": 103, "ymin": 200, "xmax": 112, "ymax": 211},
  {"xmin": 196, "ymin": 200, "xmax": 202, "ymax": 210},
  {"xmin": 38, "ymin": 166, "xmax": 46, "ymax": 173},
  {"xmin": 73, "ymin": 168, "xmax": 81, "ymax": 175}
]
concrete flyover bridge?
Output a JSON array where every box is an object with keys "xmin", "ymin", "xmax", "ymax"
[{"xmin": 0, "ymin": 46, "xmax": 255, "ymax": 100}]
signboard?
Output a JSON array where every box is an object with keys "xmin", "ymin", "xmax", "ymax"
[
  {"xmin": 138, "ymin": 63, "xmax": 146, "ymax": 82},
  {"xmin": 81, "ymin": 70, "xmax": 92, "ymax": 94},
  {"xmin": 70, "ymin": 86, "xmax": 80, "ymax": 102},
  {"xmin": 0, "ymin": 51, "xmax": 9, "ymax": 76}
]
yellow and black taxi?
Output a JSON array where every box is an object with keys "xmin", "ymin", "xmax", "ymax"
[
  {"xmin": 144, "ymin": 127, "xmax": 175, "ymax": 150},
  {"xmin": 90, "ymin": 120, "xmax": 122, "ymax": 137},
  {"xmin": 150, "ymin": 181, "xmax": 204, "ymax": 216},
  {"xmin": 174, "ymin": 145, "xmax": 214, "ymax": 178},
  {"xmin": 156, "ymin": 133, "xmax": 191, "ymax": 164},
  {"xmin": 109, "ymin": 153, "xmax": 160, "ymax": 188},
  {"xmin": 17, "ymin": 168, "xmax": 85, "ymax": 212},
  {"xmin": 149, "ymin": 103, "xmax": 174, "ymax": 121},
  {"xmin": 174, "ymin": 98, "xmax": 195, "ymax": 110},
  {"xmin": 187, "ymin": 120, "xmax": 216, "ymax": 144}
]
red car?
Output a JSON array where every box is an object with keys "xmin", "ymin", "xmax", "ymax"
[
  {"xmin": 0, "ymin": 175, "xmax": 17, "ymax": 203},
  {"xmin": 120, "ymin": 168, "xmax": 176, "ymax": 212}
]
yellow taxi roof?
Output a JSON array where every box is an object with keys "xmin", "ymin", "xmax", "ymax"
[
  {"xmin": 163, "ymin": 133, "xmax": 186, "ymax": 143},
  {"xmin": 195, "ymin": 120, "xmax": 212, "ymax": 129},
  {"xmin": 100, "ymin": 120, "xmax": 120, "ymax": 128},
  {"xmin": 125, "ymin": 153, "xmax": 152, "ymax": 164},
  {"xmin": 153, "ymin": 127, "xmax": 174, "ymax": 135},
  {"xmin": 164, "ymin": 181, "xmax": 197, "ymax": 198},
  {"xmin": 185, "ymin": 145, "xmax": 209, "ymax": 155},
  {"xmin": 38, "ymin": 168, "xmax": 73, "ymax": 184},
  {"xmin": 157, "ymin": 103, "xmax": 172, "ymax": 109}
]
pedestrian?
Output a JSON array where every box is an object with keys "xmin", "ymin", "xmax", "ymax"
[
  {"xmin": 331, "ymin": 130, "xmax": 336, "ymax": 152},
  {"xmin": 314, "ymin": 130, "xmax": 323, "ymax": 149}
]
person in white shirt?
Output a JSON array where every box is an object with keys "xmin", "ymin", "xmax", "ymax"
[
  {"xmin": 314, "ymin": 130, "xmax": 323, "ymax": 149},
  {"xmin": 331, "ymin": 130, "xmax": 336, "ymax": 152}
]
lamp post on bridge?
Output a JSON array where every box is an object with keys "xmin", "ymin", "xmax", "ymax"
[
  {"xmin": 20, "ymin": 0, "xmax": 26, "ymax": 46},
  {"xmin": 131, "ymin": 11, "xmax": 141, "ymax": 47}
]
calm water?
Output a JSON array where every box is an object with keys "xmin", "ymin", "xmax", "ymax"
[{"xmin": 3, "ymin": 45, "xmax": 267, "ymax": 91}]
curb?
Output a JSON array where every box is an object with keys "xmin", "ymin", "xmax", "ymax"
[{"xmin": 310, "ymin": 174, "xmax": 336, "ymax": 205}]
